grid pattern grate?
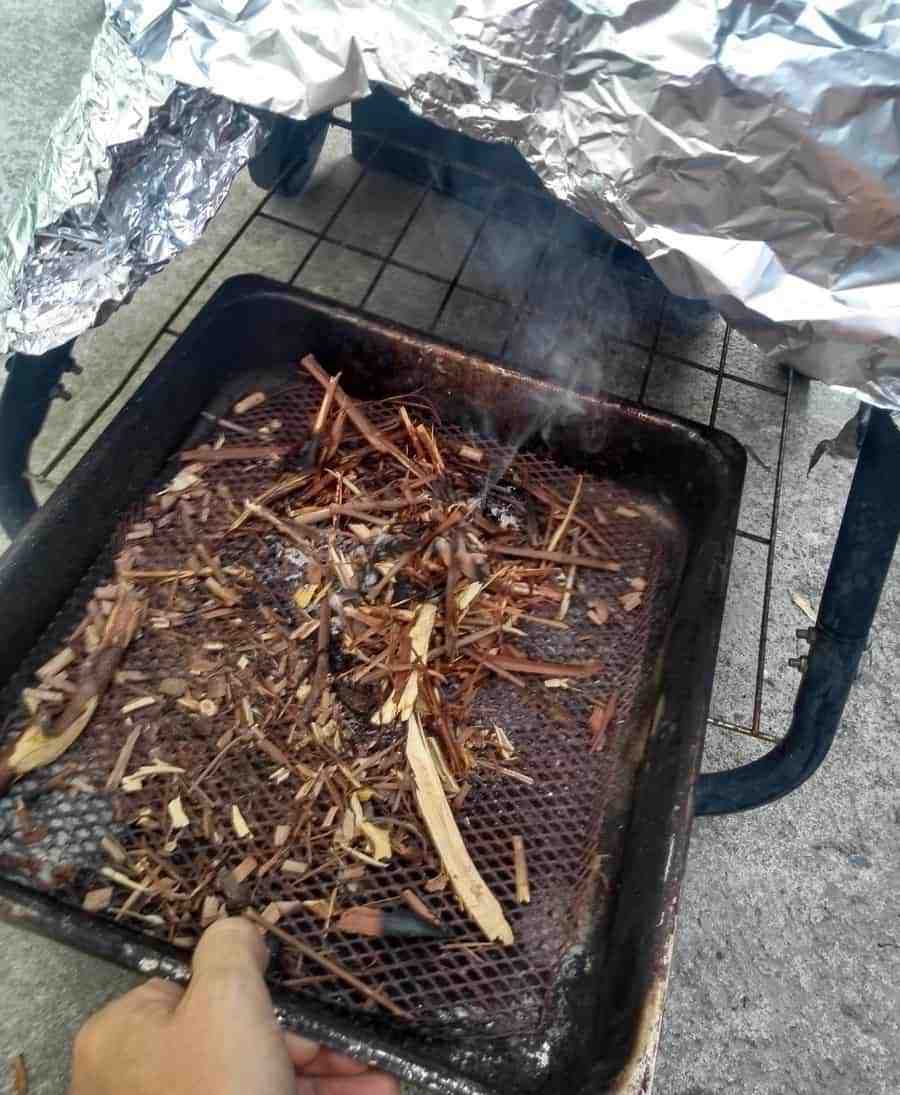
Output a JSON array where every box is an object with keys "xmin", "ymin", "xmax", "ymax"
[
  {"xmin": 1, "ymin": 378, "xmax": 684, "ymax": 1035},
  {"xmin": 35, "ymin": 109, "xmax": 793, "ymax": 744}
]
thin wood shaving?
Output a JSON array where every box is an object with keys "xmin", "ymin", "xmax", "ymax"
[
  {"xmin": 232, "ymin": 855, "xmax": 259, "ymax": 883},
  {"xmin": 402, "ymin": 888, "xmax": 440, "ymax": 927},
  {"xmin": 205, "ymin": 577, "xmax": 240, "ymax": 606},
  {"xmin": 407, "ymin": 715, "xmax": 513, "ymax": 945},
  {"xmin": 547, "ymin": 476, "xmax": 583, "ymax": 552},
  {"xmin": 512, "ymin": 836, "xmax": 530, "ymax": 904},
  {"xmin": 101, "ymin": 867, "xmax": 148, "ymax": 894},
  {"xmin": 477, "ymin": 654, "xmax": 603, "ymax": 679},
  {"xmin": 121, "ymin": 696, "xmax": 157, "ymax": 715},
  {"xmin": 260, "ymin": 901, "xmax": 283, "ymax": 927},
  {"xmin": 336, "ymin": 905, "xmax": 383, "ymax": 937},
  {"xmin": 619, "ymin": 590, "xmax": 643, "ymax": 612},
  {"xmin": 234, "ymin": 391, "xmax": 267, "ymax": 415},
  {"xmin": 458, "ymin": 444, "xmax": 484, "ymax": 464},
  {"xmin": 281, "ymin": 859, "xmax": 309, "ymax": 876},
  {"xmin": 36, "ymin": 648, "xmax": 75, "ymax": 681},
  {"xmin": 9, "ymin": 1055, "xmax": 27, "ymax": 1095},
  {"xmin": 82, "ymin": 887, "xmax": 114, "ymax": 913},
  {"xmin": 231, "ymin": 805, "xmax": 252, "ymax": 839},
  {"xmin": 104, "ymin": 728, "xmax": 141, "ymax": 792},
  {"xmin": 167, "ymin": 796, "xmax": 190, "ymax": 830},
  {"xmin": 1, "ymin": 590, "xmax": 144, "ymax": 795},
  {"xmin": 484, "ymin": 544, "xmax": 620, "ymax": 570},
  {"xmin": 101, "ymin": 834, "xmax": 128, "ymax": 864},
  {"xmin": 359, "ymin": 821, "xmax": 392, "ymax": 862},
  {"xmin": 587, "ymin": 599, "xmax": 610, "ymax": 627},
  {"xmin": 791, "ymin": 591, "xmax": 817, "ymax": 622},
  {"xmin": 589, "ymin": 691, "xmax": 619, "ymax": 752}
]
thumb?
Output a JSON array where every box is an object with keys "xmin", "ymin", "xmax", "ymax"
[
  {"xmin": 180, "ymin": 916, "xmax": 272, "ymax": 1018},
  {"xmin": 176, "ymin": 917, "xmax": 295, "ymax": 1095},
  {"xmin": 190, "ymin": 915, "xmax": 270, "ymax": 978},
  {"xmin": 170, "ymin": 919, "xmax": 293, "ymax": 1090}
]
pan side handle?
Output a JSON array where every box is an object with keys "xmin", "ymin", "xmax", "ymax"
[{"xmin": 695, "ymin": 408, "xmax": 900, "ymax": 815}]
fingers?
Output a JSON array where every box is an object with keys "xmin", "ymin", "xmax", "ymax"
[
  {"xmin": 74, "ymin": 977, "xmax": 181, "ymax": 1056},
  {"xmin": 130, "ymin": 977, "xmax": 185, "ymax": 1012},
  {"xmin": 87, "ymin": 977, "xmax": 183, "ymax": 1025},
  {"xmin": 69, "ymin": 979, "xmax": 183, "ymax": 1095},
  {"xmin": 296, "ymin": 1074, "xmax": 400, "ymax": 1095},
  {"xmin": 284, "ymin": 1030, "xmax": 322, "ymax": 1069},
  {"xmin": 285, "ymin": 1034, "xmax": 376, "ymax": 1077},
  {"xmin": 285, "ymin": 1037, "xmax": 399, "ymax": 1095},
  {"xmin": 70, "ymin": 917, "xmax": 400, "ymax": 1095},
  {"xmin": 295, "ymin": 1048, "xmax": 370, "ymax": 1077}
]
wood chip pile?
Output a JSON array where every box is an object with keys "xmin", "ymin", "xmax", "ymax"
[{"xmin": 0, "ymin": 356, "xmax": 655, "ymax": 1020}]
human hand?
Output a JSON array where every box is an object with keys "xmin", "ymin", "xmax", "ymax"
[{"xmin": 69, "ymin": 917, "xmax": 399, "ymax": 1095}]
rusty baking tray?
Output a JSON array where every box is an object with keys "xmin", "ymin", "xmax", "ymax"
[{"xmin": 0, "ymin": 277, "xmax": 744, "ymax": 1095}]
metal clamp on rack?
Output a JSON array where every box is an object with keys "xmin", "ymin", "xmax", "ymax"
[{"xmin": 696, "ymin": 408, "xmax": 900, "ymax": 815}]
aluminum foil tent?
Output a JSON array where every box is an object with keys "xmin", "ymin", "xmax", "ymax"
[{"xmin": 4, "ymin": 0, "xmax": 900, "ymax": 411}]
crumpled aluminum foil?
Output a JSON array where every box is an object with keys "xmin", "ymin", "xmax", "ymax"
[
  {"xmin": 5, "ymin": 1, "xmax": 900, "ymax": 412},
  {"xmin": 108, "ymin": 0, "xmax": 900, "ymax": 410},
  {"xmin": 0, "ymin": 17, "xmax": 265, "ymax": 357}
]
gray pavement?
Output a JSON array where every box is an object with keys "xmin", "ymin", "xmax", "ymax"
[
  {"xmin": 655, "ymin": 383, "xmax": 900, "ymax": 1095},
  {"xmin": 0, "ymin": 0, "xmax": 103, "ymax": 224}
]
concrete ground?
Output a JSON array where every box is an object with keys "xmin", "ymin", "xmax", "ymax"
[
  {"xmin": 1, "ymin": 43, "xmax": 899, "ymax": 1095},
  {"xmin": 0, "ymin": 0, "xmax": 102, "ymax": 223},
  {"xmin": 656, "ymin": 391, "xmax": 900, "ymax": 1095}
]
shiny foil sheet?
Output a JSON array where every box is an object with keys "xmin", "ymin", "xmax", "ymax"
[
  {"xmin": 6, "ymin": 2, "xmax": 900, "ymax": 411},
  {"xmin": 0, "ymin": 18, "xmax": 265, "ymax": 357}
]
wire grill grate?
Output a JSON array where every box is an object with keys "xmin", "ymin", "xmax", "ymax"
[{"xmin": 33, "ymin": 110, "xmax": 794, "ymax": 745}]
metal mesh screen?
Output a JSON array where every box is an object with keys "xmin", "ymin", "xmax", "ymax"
[{"xmin": 0, "ymin": 376, "xmax": 685, "ymax": 1036}]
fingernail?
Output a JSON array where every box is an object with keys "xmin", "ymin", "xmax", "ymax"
[{"xmin": 198, "ymin": 916, "xmax": 270, "ymax": 972}]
